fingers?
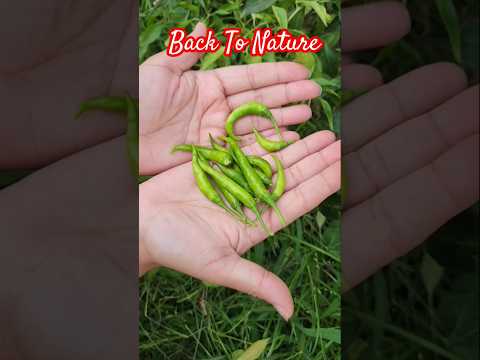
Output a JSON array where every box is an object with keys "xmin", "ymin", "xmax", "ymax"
[
  {"xmin": 227, "ymin": 80, "xmax": 321, "ymax": 109},
  {"xmin": 202, "ymin": 254, "xmax": 294, "ymax": 320},
  {"xmin": 244, "ymin": 158, "xmax": 340, "ymax": 242},
  {"xmin": 344, "ymin": 85, "xmax": 479, "ymax": 208},
  {"xmin": 281, "ymin": 141, "xmax": 341, "ymax": 192},
  {"xmin": 253, "ymin": 131, "xmax": 337, "ymax": 166},
  {"xmin": 342, "ymin": 64, "xmax": 383, "ymax": 91},
  {"xmin": 343, "ymin": 63, "xmax": 468, "ymax": 153},
  {"xmin": 342, "ymin": 1, "xmax": 410, "ymax": 52},
  {"xmin": 343, "ymin": 134, "xmax": 479, "ymax": 290},
  {"xmin": 212, "ymin": 62, "xmax": 310, "ymax": 96},
  {"xmin": 271, "ymin": 161, "xmax": 340, "ymax": 228},
  {"xmin": 143, "ymin": 22, "xmax": 207, "ymax": 72},
  {"xmin": 233, "ymin": 104, "xmax": 313, "ymax": 136}
]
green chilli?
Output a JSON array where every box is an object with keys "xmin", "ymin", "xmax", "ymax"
[
  {"xmin": 255, "ymin": 168, "xmax": 272, "ymax": 187},
  {"xmin": 225, "ymin": 101, "xmax": 281, "ymax": 140},
  {"xmin": 172, "ymin": 144, "xmax": 232, "ymax": 166},
  {"xmin": 215, "ymin": 181, "xmax": 253, "ymax": 225},
  {"xmin": 76, "ymin": 96, "xmax": 129, "ymax": 118},
  {"xmin": 191, "ymin": 147, "xmax": 243, "ymax": 221},
  {"xmin": 253, "ymin": 128, "xmax": 290, "ymax": 152},
  {"xmin": 248, "ymin": 155, "xmax": 273, "ymax": 178},
  {"xmin": 223, "ymin": 136, "xmax": 286, "ymax": 227},
  {"xmin": 271, "ymin": 155, "xmax": 285, "ymax": 200},
  {"xmin": 217, "ymin": 163, "xmax": 252, "ymax": 193},
  {"xmin": 209, "ymin": 133, "xmax": 229, "ymax": 154},
  {"xmin": 197, "ymin": 155, "xmax": 272, "ymax": 235}
]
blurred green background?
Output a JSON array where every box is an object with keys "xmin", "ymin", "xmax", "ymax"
[
  {"xmin": 343, "ymin": 1, "xmax": 479, "ymax": 360},
  {"xmin": 139, "ymin": 0, "xmax": 341, "ymax": 359}
]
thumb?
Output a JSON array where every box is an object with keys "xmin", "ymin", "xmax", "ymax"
[
  {"xmin": 144, "ymin": 22, "xmax": 207, "ymax": 72},
  {"xmin": 204, "ymin": 255, "xmax": 294, "ymax": 321}
]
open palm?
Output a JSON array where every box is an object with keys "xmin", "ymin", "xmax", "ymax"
[
  {"xmin": 139, "ymin": 23, "xmax": 323, "ymax": 175},
  {"xmin": 139, "ymin": 23, "xmax": 341, "ymax": 319},
  {"xmin": 140, "ymin": 130, "xmax": 340, "ymax": 320}
]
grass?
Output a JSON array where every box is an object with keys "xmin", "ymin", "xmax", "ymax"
[
  {"xmin": 139, "ymin": 0, "xmax": 341, "ymax": 358},
  {"xmin": 343, "ymin": 1, "xmax": 479, "ymax": 359}
]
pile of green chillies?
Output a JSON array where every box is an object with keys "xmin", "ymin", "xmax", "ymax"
[{"xmin": 172, "ymin": 101, "xmax": 291, "ymax": 236}]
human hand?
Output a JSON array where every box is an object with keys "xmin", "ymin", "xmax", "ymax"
[
  {"xmin": 0, "ymin": 137, "xmax": 137, "ymax": 359},
  {"xmin": 139, "ymin": 23, "xmax": 323, "ymax": 174},
  {"xmin": 140, "ymin": 131, "xmax": 340, "ymax": 320},
  {"xmin": 341, "ymin": 2, "xmax": 479, "ymax": 289},
  {"xmin": 0, "ymin": 0, "xmax": 137, "ymax": 168},
  {"xmin": 138, "ymin": 24, "xmax": 341, "ymax": 318}
]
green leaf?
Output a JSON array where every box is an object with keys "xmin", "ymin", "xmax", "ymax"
[
  {"xmin": 293, "ymin": 52, "xmax": 316, "ymax": 75},
  {"xmin": 237, "ymin": 339, "xmax": 269, "ymax": 359},
  {"xmin": 242, "ymin": 0, "xmax": 278, "ymax": 16},
  {"xmin": 319, "ymin": 98, "xmax": 333, "ymax": 130},
  {"xmin": 435, "ymin": 0, "xmax": 462, "ymax": 63},
  {"xmin": 215, "ymin": 3, "xmax": 240, "ymax": 15},
  {"xmin": 232, "ymin": 350, "xmax": 245, "ymax": 360},
  {"xmin": 316, "ymin": 211, "xmax": 326, "ymax": 232},
  {"xmin": 200, "ymin": 46, "xmax": 225, "ymax": 70},
  {"xmin": 244, "ymin": 53, "xmax": 262, "ymax": 64},
  {"xmin": 421, "ymin": 252, "xmax": 444, "ymax": 299},
  {"xmin": 461, "ymin": 19, "xmax": 479, "ymax": 77},
  {"xmin": 300, "ymin": 1, "xmax": 333, "ymax": 27},
  {"xmin": 297, "ymin": 325, "xmax": 341, "ymax": 344},
  {"xmin": 0, "ymin": 170, "xmax": 33, "ymax": 188},
  {"xmin": 139, "ymin": 22, "xmax": 163, "ymax": 61},
  {"xmin": 263, "ymin": 52, "xmax": 276, "ymax": 62},
  {"xmin": 272, "ymin": 6, "xmax": 288, "ymax": 28}
]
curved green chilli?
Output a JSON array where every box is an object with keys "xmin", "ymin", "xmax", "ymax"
[
  {"xmin": 172, "ymin": 144, "xmax": 232, "ymax": 166},
  {"xmin": 248, "ymin": 155, "xmax": 273, "ymax": 178},
  {"xmin": 76, "ymin": 96, "xmax": 128, "ymax": 118},
  {"xmin": 223, "ymin": 137, "xmax": 286, "ymax": 226},
  {"xmin": 271, "ymin": 155, "xmax": 285, "ymax": 200},
  {"xmin": 196, "ymin": 156, "xmax": 272, "ymax": 236},
  {"xmin": 225, "ymin": 101, "xmax": 281, "ymax": 140},
  {"xmin": 253, "ymin": 128, "xmax": 290, "ymax": 152}
]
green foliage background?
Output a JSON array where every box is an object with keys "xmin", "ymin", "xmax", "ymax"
[{"xmin": 139, "ymin": 0, "xmax": 341, "ymax": 359}]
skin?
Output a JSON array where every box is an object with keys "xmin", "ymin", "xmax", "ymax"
[
  {"xmin": 139, "ymin": 4, "xmax": 477, "ymax": 320},
  {"xmin": 0, "ymin": 6, "xmax": 474, "ymax": 357},
  {"xmin": 225, "ymin": 101, "xmax": 281, "ymax": 140},
  {"xmin": 253, "ymin": 128, "xmax": 290, "ymax": 152}
]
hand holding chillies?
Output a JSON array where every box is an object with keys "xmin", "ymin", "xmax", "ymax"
[{"xmin": 172, "ymin": 102, "xmax": 292, "ymax": 235}]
